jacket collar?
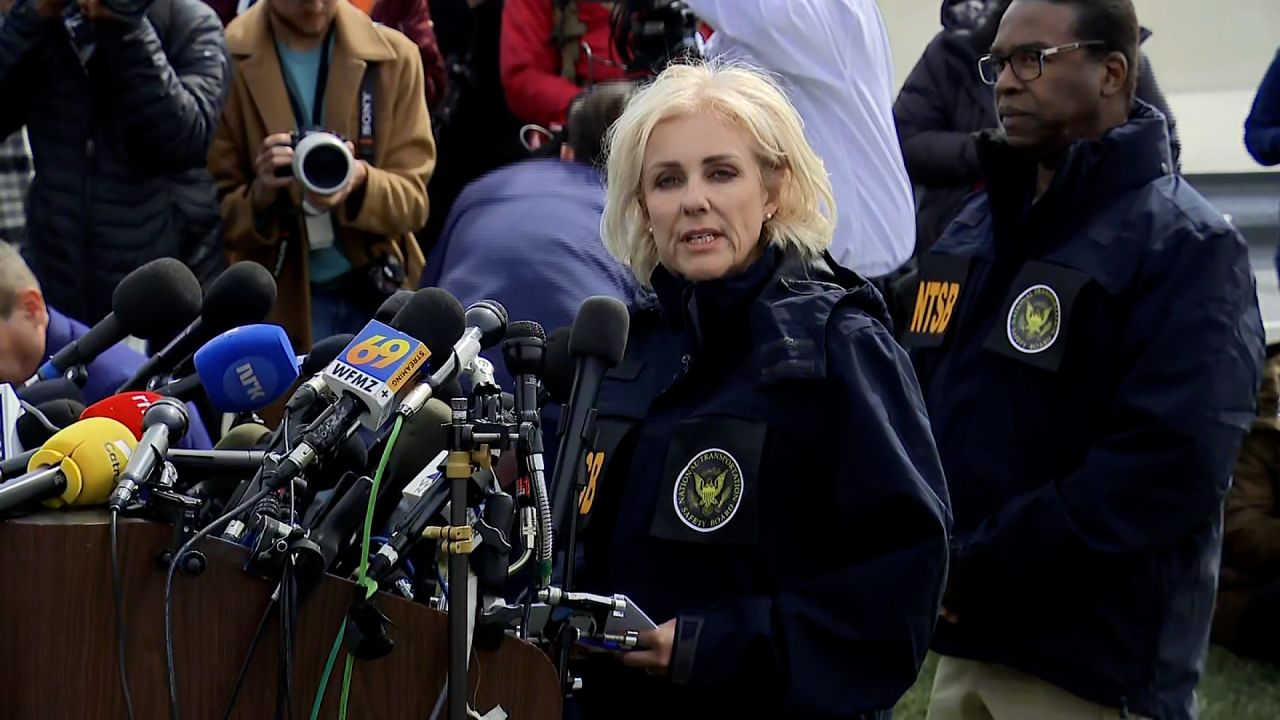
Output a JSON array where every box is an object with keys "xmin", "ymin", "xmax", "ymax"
[
  {"xmin": 977, "ymin": 101, "xmax": 1174, "ymax": 251},
  {"xmin": 637, "ymin": 245, "xmax": 887, "ymax": 382},
  {"xmin": 226, "ymin": 2, "xmax": 396, "ymax": 137},
  {"xmin": 43, "ymin": 306, "xmax": 73, "ymax": 361}
]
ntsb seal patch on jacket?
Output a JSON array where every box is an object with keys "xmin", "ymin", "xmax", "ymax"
[
  {"xmin": 1007, "ymin": 284, "xmax": 1060, "ymax": 353},
  {"xmin": 673, "ymin": 449, "xmax": 744, "ymax": 532}
]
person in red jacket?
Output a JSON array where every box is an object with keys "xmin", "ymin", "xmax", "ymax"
[{"xmin": 500, "ymin": 0, "xmax": 630, "ymax": 129}]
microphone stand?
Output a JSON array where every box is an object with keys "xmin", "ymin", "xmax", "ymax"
[{"xmin": 552, "ymin": 405, "xmax": 599, "ymax": 694}]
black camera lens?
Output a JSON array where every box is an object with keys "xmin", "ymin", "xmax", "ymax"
[{"xmin": 300, "ymin": 145, "xmax": 351, "ymax": 193}]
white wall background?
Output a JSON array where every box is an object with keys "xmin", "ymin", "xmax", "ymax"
[{"xmin": 876, "ymin": 0, "xmax": 1280, "ymax": 174}]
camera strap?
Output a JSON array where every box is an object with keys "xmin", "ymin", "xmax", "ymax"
[
  {"xmin": 270, "ymin": 47, "xmax": 379, "ymax": 281},
  {"xmin": 357, "ymin": 64, "xmax": 377, "ymax": 163},
  {"xmin": 280, "ymin": 26, "xmax": 335, "ymax": 130}
]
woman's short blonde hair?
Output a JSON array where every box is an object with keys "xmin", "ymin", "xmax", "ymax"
[{"xmin": 600, "ymin": 61, "xmax": 837, "ymax": 287}]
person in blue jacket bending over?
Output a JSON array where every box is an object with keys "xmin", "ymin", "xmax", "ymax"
[{"xmin": 0, "ymin": 242, "xmax": 212, "ymax": 449}]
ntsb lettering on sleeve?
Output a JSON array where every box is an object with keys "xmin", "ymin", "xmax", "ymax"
[{"xmin": 902, "ymin": 255, "xmax": 972, "ymax": 349}]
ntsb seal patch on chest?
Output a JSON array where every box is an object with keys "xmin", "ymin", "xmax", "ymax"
[
  {"xmin": 674, "ymin": 448, "xmax": 744, "ymax": 532},
  {"xmin": 1007, "ymin": 284, "xmax": 1061, "ymax": 354}
]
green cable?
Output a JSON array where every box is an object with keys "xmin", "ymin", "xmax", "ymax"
[
  {"xmin": 336, "ymin": 414, "xmax": 405, "ymax": 720},
  {"xmin": 308, "ymin": 624, "xmax": 346, "ymax": 720}
]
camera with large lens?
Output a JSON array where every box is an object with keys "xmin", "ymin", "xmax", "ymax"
[
  {"xmin": 273, "ymin": 130, "xmax": 355, "ymax": 197},
  {"xmin": 611, "ymin": 0, "xmax": 703, "ymax": 75}
]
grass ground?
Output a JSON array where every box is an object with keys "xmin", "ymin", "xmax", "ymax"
[{"xmin": 894, "ymin": 648, "xmax": 1280, "ymax": 719}]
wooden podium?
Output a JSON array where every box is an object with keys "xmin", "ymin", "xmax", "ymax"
[{"xmin": 0, "ymin": 511, "xmax": 562, "ymax": 719}]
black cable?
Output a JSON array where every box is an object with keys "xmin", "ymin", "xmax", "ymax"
[
  {"xmin": 166, "ymin": 485, "xmax": 275, "ymax": 720},
  {"xmin": 222, "ymin": 592, "xmax": 278, "ymax": 720},
  {"xmin": 275, "ymin": 560, "xmax": 291, "ymax": 720},
  {"xmin": 110, "ymin": 509, "xmax": 137, "ymax": 720},
  {"xmin": 283, "ymin": 564, "xmax": 296, "ymax": 720}
]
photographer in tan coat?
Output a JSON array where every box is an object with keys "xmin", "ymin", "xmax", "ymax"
[{"xmin": 209, "ymin": 0, "xmax": 433, "ymax": 350}]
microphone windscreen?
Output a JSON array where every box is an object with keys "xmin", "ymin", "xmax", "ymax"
[
  {"xmin": 112, "ymin": 258, "xmax": 203, "ymax": 343},
  {"xmin": 17, "ymin": 378, "xmax": 84, "ymax": 406},
  {"xmin": 201, "ymin": 261, "xmax": 278, "ymax": 330},
  {"xmin": 374, "ymin": 290, "xmax": 415, "ymax": 324},
  {"xmin": 194, "ymin": 324, "xmax": 300, "ymax": 413},
  {"xmin": 543, "ymin": 326, "xmax": 573, "ymax": 405},
  {"xmin": 217, "ymin": 422, "xmax": 272, "ymax": 450},
  {"xmin": 30, "ymin": 417, "xmax": 137, "ymax": 508},
  {"xmin": 508, "ymin": 320, "xmax": 546, "ymax": 342},
  {"xmin": 302, "ymin": 334, "xmax": 355, "ymax": 377},
  {"xmin": 569, "ymin": 296, "xmax": 630, "ymax": 367},
  {"xmin": 465, "ymin": 299, "xmax": 509, "ymax": 349},
  {"xmin": 80, "ymin": 392, "xmax": 164, "ymax": 441},
  {"xmin": 502, "ymin": 320, "xmax": 546, "ymax": 378},
  {"xmin": 391, "ymin": 289, "xmax": 467, "ymax": 366},
  {"xmin": 16, "ymin": 399, "xmax": 85, "ymax": 449}
]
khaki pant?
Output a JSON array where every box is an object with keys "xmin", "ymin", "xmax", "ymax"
[{"xmin": 926, "ymin": 655, "xmax": 1149, "ymax": 720}]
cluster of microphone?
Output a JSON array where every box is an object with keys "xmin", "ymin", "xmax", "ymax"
[{"xmin": 0, "ymin": 256, "xmax": 653, "ymax": 709}]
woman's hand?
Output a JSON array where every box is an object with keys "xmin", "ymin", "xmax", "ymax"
[{"xmin": 617, "ymin": 619, "xmax": 676, "ymax": 676}]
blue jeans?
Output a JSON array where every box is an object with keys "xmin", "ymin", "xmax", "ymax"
[{"xmin": 310, "ymin": 281, "xmax": 372, "ymax": 341}]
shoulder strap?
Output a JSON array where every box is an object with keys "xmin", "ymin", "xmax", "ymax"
[
  {"xmin": 357, "ymin": 63, "xmax": 377, "ymax": 162},
  {"xmin": 552, "ymin": 0, "xmax": 585, "ymax": 84}
]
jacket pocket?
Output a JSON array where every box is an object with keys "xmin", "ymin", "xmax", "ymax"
[
  {"xmin": 982, "ymin": 260, "xmax": 1092, "ymax": 372},
  {"xmin": 648, "ymin": 415, "xmax": 765, "ymax": 545}
]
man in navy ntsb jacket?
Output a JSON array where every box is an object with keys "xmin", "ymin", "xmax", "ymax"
[{"xmin": 903, "ymin": 1, "xmax": 1264, "ymax": 719}]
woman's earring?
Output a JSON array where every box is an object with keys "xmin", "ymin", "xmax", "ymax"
[{"xmin": 764, "ymin": 212, "xmax": 774, "ymax": 222}]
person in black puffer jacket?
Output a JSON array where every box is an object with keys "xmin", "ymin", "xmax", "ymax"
[
  {"xmin": 895, "ymin": 0, "xmax": 1180, "ymax": 255},
  {"xmin": 0, "ymin": 0, "xmax": 228, "ymax": 325}
]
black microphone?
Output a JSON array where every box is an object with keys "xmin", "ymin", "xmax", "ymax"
[
  {"xmin": 1, "ymin": 400, "xmax": 86, "ymax": 478},
  {"xmin": 542, "ymin": 326, "xmax": 574, "ymax": 406},
  {"xmin": 17, "ymin": 378, "xmax": 84, "ymax": 406},
  {"xmin": 374, "ymin": 290, "xmax": 415, "ymax": 324},
  {"xmin": 503, "ymin": 321, "xmax": 546, "ymax": 425},
  {"xmin": 283, "ymin": 333, "xmax": 356, "ymax": 416},
  {"xmin": 108, "ymin": 398, "xmax": 189, "ymax": 512},
  {"xmin": 168, "ymin": 448, "xmax": 267, "ymax": 474},
  {"xmin": 118, "ymin": 261, "xmax": 277, "ymax": 392},
  {"xmin": 372, "ymin": 397, "xmax": 452, "ymax": 530},
  {"xmin": 269, "ymin": 290, "xmax": 465, "ymax": 490},
  {"xmin": 183, "ymin": 423, "xmax": 272, "ymax": 521},
  {"xmin": 37, "ymin": 258, "xmax": 202, "ymax": 382},
  {"xmin": 549, "ymin": 297, "xmax": 629, "ymax": 546},
  {"xmin": 17, "ymin": 399, "xmax": 85, "ymax": 448},
  {"xmin": 397, "ymin": 299, "xmax": 504, "ymax": 417},
  {"xmin": 298, "ymin": 473, "xmax": 374, "ymax": 578}
]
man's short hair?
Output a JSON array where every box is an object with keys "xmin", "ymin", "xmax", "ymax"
[
  {"xmin": 1044, "ymin": 0, "xmax": 1141, "ymax": 98},
  {"xmin": 567, "ymin": 82, "xmax": 636, "ymax": 168},
  {"xmin": 0, "ymin": 242, "xmax": 39, "ymax": 318}
]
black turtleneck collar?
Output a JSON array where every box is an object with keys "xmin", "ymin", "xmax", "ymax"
[
  {"xmin": 650, "ymin": 243, "xmax": 784, "ymax": 352},
  {"xmin": 976, "ymin": 101, "xmax": 1174, "ymax": 252}
]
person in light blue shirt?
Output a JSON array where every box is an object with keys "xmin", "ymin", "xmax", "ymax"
[{"xmin": 273, "ymin": 30, "xmax": 366, "ymax": 340}]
